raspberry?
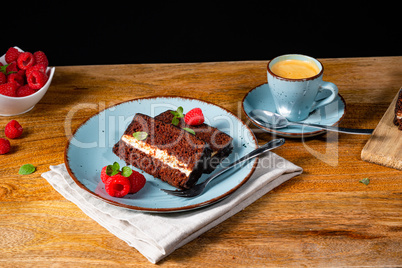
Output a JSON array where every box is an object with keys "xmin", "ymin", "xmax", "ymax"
[
  {"xmin": 17, "ymin": 52, "xmax": 35, "ymax": 70},
  {"xmin": 0, "ymin": 138, "xmax": 11, "ymax": 154},
  {"xmin": 6, "ymin": 61, "xmax": 18, "ymax": 74},
  {"xmin": 127, "ymin": 171, "xmax": 146, "ymax": 194},
  {"xmin": 17, "ymin": 69, "xmax": 25, "ymax": 78},
  {"xmin": 0, "ymin": 83, "xmax": 18, "ymax": 97},
  {"xmin": 0, "ymin": 73, "xmax": 6, "ymax": 85},
  {"xmin": 5, "ymin": 120, "xmax": 23, "ymax": 139},
  {"xmin": 184, "ymin": 108, "xmax": 205, "ymax": 126},
  {"xmin": 7, "ymin": 73, "xmax": 24, "ymax": 87},
  {"xmin": 27, "ymin": 70, "xmax": 48, "ymax": 90},
  {"xmin": 33, "ymin": 51, "xmax": 48, "ymax": 68},
  {"xmin": 5, "ymin": 47, "xmax": 21, "ymax": 64},
  {"xmin": 101, "ymin": 166, "xmax": 110, "ymax": 183},
  {"xmin": 104, "ymin": 174, "xmax": 131, "ymax": 198},
  {"xmin": 26, "ymin": 64, "xmax": 46, "ymax": 79},
  {"xmin": 100, "ymin": 166, "xmax": 121, "ymax": 183},
  {"xmin": 16, "ymin": 85, "xmax": 36, "ymax": 97}
]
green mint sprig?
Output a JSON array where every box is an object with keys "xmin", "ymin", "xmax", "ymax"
[
  {"xmin": 0, "ymin": 64, "xmax": 16, "ymax": 75},
  {"xmin": 133, "ymin": 131, "xmax": 148, "ymax": 140},
  {"xmin": 182, "ymin": 127, "xmax": 195, "ymax": 135},
  {"xmin": 171, "ymin": 106, "xmax": 184, "ymax": 126},
  {"xmin": 106, "ymin": 162, "xmax": 133, "ymax": 177},
  {"xmin": 19, "ymin": 164, "xmax": 36, "ymax": 175},
  {"xmin": 170, "ymin": 107, "xmax": 196, "ymax": 135},
  {"xmin": 359, "ymin": 178, "xmax": 370, "ymax": 185}
]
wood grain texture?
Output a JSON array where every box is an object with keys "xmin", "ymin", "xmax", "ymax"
[
  {"xmin": 361, "ymin": 89, "xmax": 402, "ymax": 170},
  {"xmin": 0, "ymin": 57, "xmax": 402, "ymax": 267}
]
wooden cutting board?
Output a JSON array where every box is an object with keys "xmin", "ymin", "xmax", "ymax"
[{"xmin": 361, "ymin": 88, "xmax": 402, "ymax": 170}]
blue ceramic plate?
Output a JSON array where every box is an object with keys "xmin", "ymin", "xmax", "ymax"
[
  {"xmin": 242, "ymin": 83, "xmax": 346, "ymax": 138},
  {"xmin": 65, "ymin": 97, "xmax": 258, "ymax": 213}
]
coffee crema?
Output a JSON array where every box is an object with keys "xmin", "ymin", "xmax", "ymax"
[{"xmin": 270, "ymin": 59, "xmax": 320, "ymax": 79}]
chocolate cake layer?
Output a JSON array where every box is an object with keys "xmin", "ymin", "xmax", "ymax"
[
  {"xmin": 155, "ymin": 110, "xmax": 233, "ymax": 173},
  {"xmin": 113, "ymin": 113, "xmax": 211, "ymax": 189}
]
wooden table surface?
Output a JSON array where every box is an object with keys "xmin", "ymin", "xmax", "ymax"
[{"xmin": 1, "ymin": 57, "xmax": 401, "ymax": 267}]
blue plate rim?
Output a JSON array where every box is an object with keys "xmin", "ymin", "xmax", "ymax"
[
  {"xmin": 242, "ymin": 83, "xmax": 347, "ymax": 138},
  {"xmin": 64, "ymin": 96, "xmax": 259, "ymax": 213}
]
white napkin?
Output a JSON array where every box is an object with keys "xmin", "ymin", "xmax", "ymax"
[{"xmin": 42, "ymin": 152, "xmax": 302, "ymax": 263}]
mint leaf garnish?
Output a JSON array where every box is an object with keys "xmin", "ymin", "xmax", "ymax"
[
  {"xmin": 106, "ymin": 165, "xmax": 113, "ymax": 176},
  {"xmin": 132, "ymin": 131, "xmax": 148, "ymax": 140},
  {"xmin": 19, "ymin": 164, "xmax": 36, "ymax": 175},
  {"xmin": 121, "ymin": 166, "xmax": 133, "ymax": 177},
  {"xmin": 0, "ymin": 63, "xmax": 16, "ymax": 75},
  {"xmin": 183, "ymin": 127, "xmax": 195, "ymax": 135},
  {"xmin": 104, "ymin": 162, "xmax": 133, "ymax": 177},
  {"xmin": 176, "ymin": 106, "xmax": 183, "ymax": 116},
  {"xmin": 359, "ymin": 178, "xmax": 370, "ymax": 185},
  {"xmin": 112, "ymin": 162, "xmax": 120, "ymax": 171},
  {"xmin": 0, "ymin": 64, "xmax": 8, "ymax": 74},
  {"xmin": 106, "ymin": 162, "xmax": 120, "ymax": 176},
  {"xmin": 172, "ymin": 117, "xmax": 179, "ymax": 126},
  {"xmin": 171, "ymin": 106, "xmax": 184, "ymax": 126}
]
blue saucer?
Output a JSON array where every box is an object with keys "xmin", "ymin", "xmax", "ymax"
[{"xmin": 242, "ymin": 83, "xmax": 346, "ymax": 138}]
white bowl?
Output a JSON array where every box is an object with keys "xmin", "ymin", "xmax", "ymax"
[{"xmin": 0, "ymin": 46, "xmax": 55, "ymax": 116}]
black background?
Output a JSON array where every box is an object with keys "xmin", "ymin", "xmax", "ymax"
[{"xmin": 2, "ymin": 2, "xmax": 400, "ymax": 66}]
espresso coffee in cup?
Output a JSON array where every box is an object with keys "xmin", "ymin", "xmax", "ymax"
[
  {"xmin": 267, "ymin": 54, "xmax": 338, "ymax": 122},
  {"xmin": 270, "ymin": 59, "xmax": 320, "ymax": 79}
]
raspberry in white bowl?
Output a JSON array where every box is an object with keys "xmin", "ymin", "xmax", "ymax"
[{"xmin": 0, "ymin": 46, "xmax": 55, "ymax": 116}]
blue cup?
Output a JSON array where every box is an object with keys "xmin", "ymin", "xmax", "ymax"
[{"xmin": 267, "ymin": 54, "xmax": 338, "ymax": 122}]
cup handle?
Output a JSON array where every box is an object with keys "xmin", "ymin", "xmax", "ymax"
[{"xmin": 310, "ymin": 81, "xmax": 338, "ymax": 111}]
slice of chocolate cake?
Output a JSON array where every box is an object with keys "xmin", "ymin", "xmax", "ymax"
[
  {"xmin": 113, "ymin": 113, "xmax": 211, "ymax": 189},
  {"xmin": 155, "ymin": 110, "xmax": 233, "ymax": 173},
  {"xmin": 393, "ymin": 89, "xmax": 402, "ymax": 130}
]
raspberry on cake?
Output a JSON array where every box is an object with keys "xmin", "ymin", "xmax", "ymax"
[
  {"xmin": 184, "ymin": 108, "xmax": 204, "ymax": 126},
  {"xmin": 113, "ymin": 113, "xmax": 212, "ymax": 189},
  {"xmin": 155, "ymin": 110, "xmax": 233, "ymax": 173}
]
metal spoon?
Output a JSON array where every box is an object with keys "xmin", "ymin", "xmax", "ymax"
[{"xmin": 249, "ymin": 109, "xmax": 373, "ymax": 135}]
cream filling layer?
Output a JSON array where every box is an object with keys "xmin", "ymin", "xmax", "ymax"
[{"xmin": 121, "ymin": 135, "xmax": 192, "ymax": 176}]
